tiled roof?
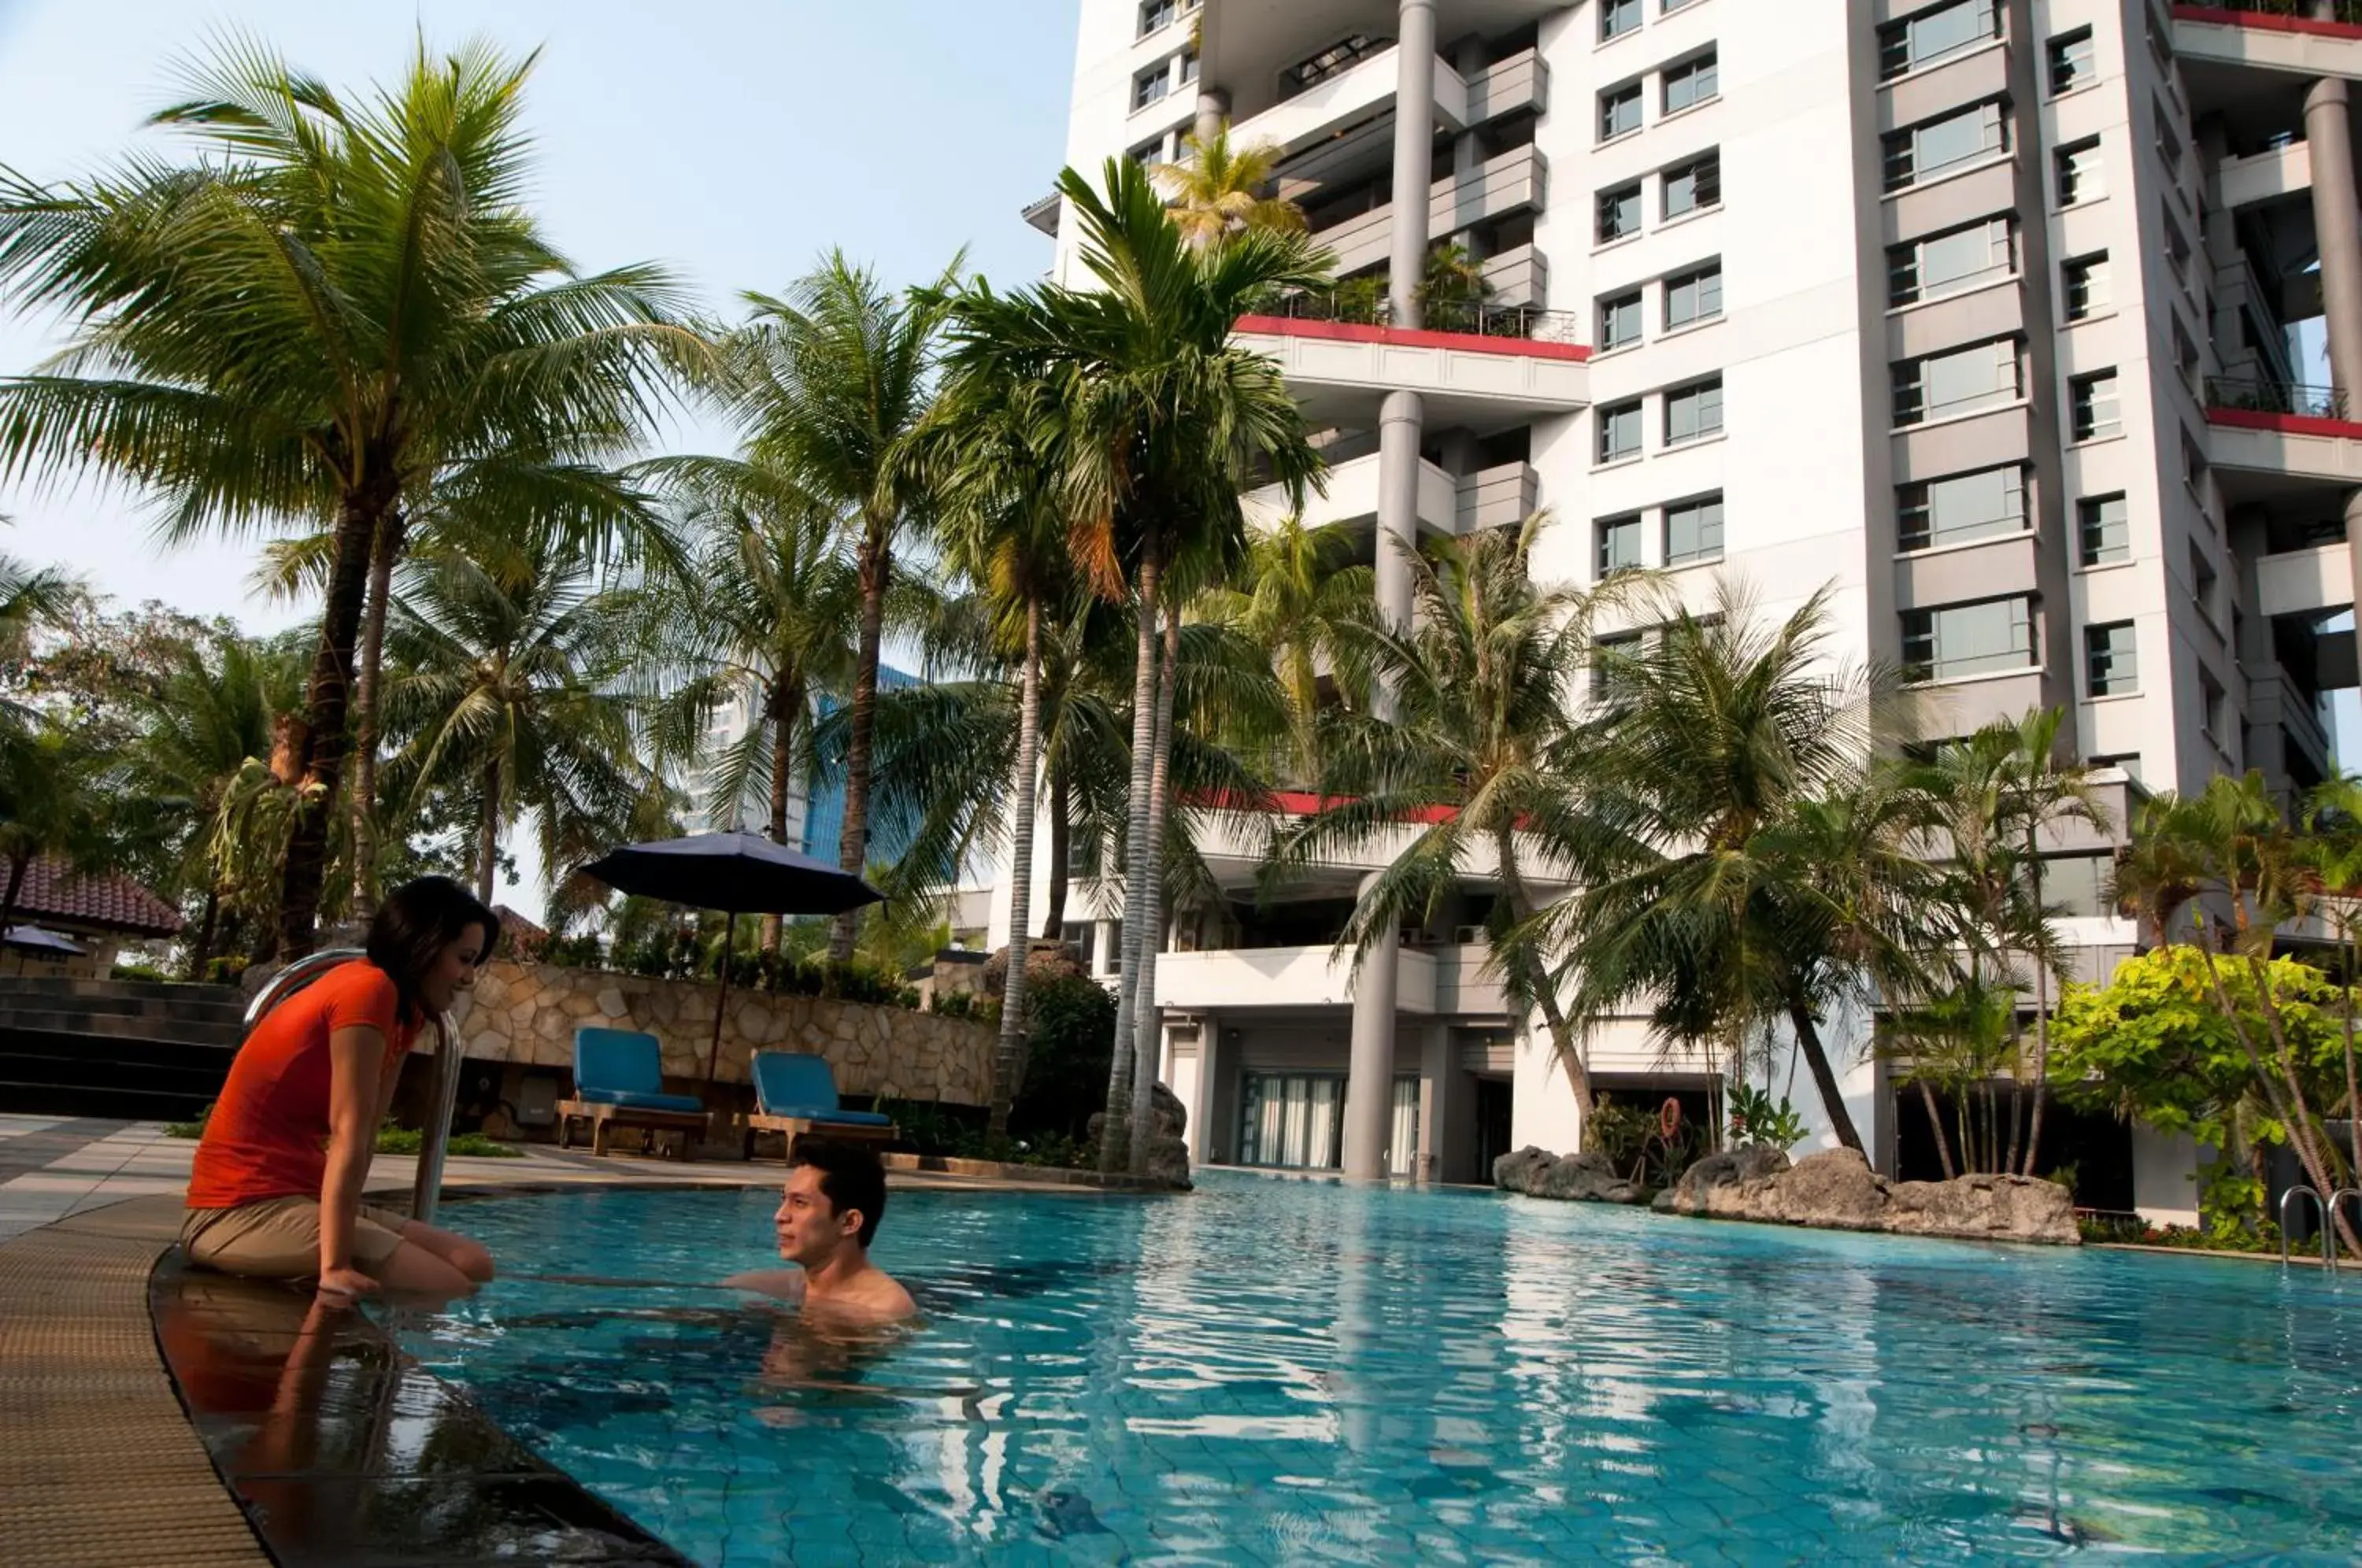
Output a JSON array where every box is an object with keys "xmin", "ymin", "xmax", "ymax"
[{"xmin": 11, "ymin": 856, "xmax": 185, "ymax": 937}]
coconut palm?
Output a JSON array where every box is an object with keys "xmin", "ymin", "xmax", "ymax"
[
  {"xmin": 1151, "ymin": 122, "xmax": 1306, "ymax": 249},
  {"xmin": 380, "ymin": 538, "xmax": 645, "ymax": 905},
  {"xmin": 717, "ymin": 254, "xmax": 959, "ymax": 964},
  {"xmin": 1201, "ymin": 516, "xmax": 1373, "ymax": 780},
  {"xmin": 0, "ymin": 549, "xmax": 71, "ymax": 674},
  {"xmin": 0, "ymin": 35, "xmax": 706, "ymax": 955},
  {"xmin": 0, "ymin": 720, "xmax": 119, "ymax": 940},
  {"xmin": 1271, "ymin": 519, "xmax": 1623, "ymax": 1139}
]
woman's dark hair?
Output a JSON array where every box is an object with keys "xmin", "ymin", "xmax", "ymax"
[{"xmin": 367, "ymin": 876, "xmax": 498, "ymax": 1024}]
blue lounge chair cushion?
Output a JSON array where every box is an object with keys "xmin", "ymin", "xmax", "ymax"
[
  {"xmin": 763, "ymin": 1104, "xmax": 894, "ymax": 1128},
  {"xmin": 576, "ymin": 1085, "xmax": 706, "ymax": 1115}
]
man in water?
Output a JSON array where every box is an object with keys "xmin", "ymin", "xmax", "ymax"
[{"xmin": 724, "ymin": 1141, "xmax": 916, "ymax": 1324}]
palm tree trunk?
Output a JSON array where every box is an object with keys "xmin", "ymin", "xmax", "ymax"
[
  {"xmin": 186, "ymin": 886, "xmax": 221, "ymax": 982},
  {"xmin": 1100, "ymin": 547, "xmax": 1163, "ymax": 1174},
  {"xmin": 0, "ymin": 852, "xmax": 28, "ymax": 946},
  {"xmin": 762, "ymin": 675, "xmax": 802, "ymax": 956},
  {"xmin": 1919, "ymin": 1076, "xmax": 1957, "ymax": 1179},
  {"xmin": 1496, "ymin": 825, "xmax": 1594, "ymax": 1133},
  {"xmin": 2342, "ymin": 927, "xmax": 2361, "ymax": 1188},
  {"xmin": 1040, "ymin": 763, "xmax": 1071, "ymax": 943},
  {"xmin": 279, "ymin": 480, "xmax": 394, "ymax": 957},
  {"xmin": 828, "ymin": 520, "xmax": 893, "ymax": 964},
  {"xmin": 347, "ymin": 507, "xmax": 402, "ymax": 927},
  {"xmin": 1784, "ymin": 989, "xmax": 1867, "ymax": 1154},
  {"xmin": 476, "ymin": 760, "xmax": 502, "ymax": 907},
  {"xmin": 2022, "ymin": 960, "xmax": 2054, "ymax": 1178},
  {"xmin": 1127, "ymin": 608, "xmax": 1181, "ymax": 1174},
  {"xmin": 990, "ymin": 595, "xmax": 1046, "ymax": 1140}
]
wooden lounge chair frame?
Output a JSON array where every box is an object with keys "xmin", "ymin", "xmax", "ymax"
[
  {"xmin": 554, "ymin": 1098, "xmax": 706, "ymax": 1160},
  {"xmin": 742, "ymin": 1050, "xmax": 899, "ymax": 1163}
]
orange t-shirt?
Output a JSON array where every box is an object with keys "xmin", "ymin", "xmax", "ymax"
[{"xmin": 186, "ymin": 960, "xmax": 418, "ymax": 1211}]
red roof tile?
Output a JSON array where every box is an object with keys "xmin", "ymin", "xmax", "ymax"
[{"xmin": 11, "ymin": 856, "xmax": 185, "ymax": 937}]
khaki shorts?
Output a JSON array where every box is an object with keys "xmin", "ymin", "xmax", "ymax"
[{"xmin": 180, "ymin": 1196, "xmax": 411, "ymax": 1280}]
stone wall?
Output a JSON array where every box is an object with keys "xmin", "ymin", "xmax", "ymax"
[{"xmin": 436, "ymin": 958, "xmax": 994, "ymax": 1107}]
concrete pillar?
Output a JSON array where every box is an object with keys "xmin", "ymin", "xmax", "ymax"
[
  {"xmin": 1342, "ymin": 873, "xmax": 1401, "ymax": 1180},
  {"xmin": 1190, "ymin": 1010, "xmax": 1221, "ymax": 1164},
  {"xmin": 1193, "ymin": 87, "xmax": 1231, "ymax": 153},
  {"xmin": 2308, "ymin": 72, "xmax": 2362, "ymax": 616},
  {"xmin": 1375, "ymin": 389, "xmax": 1424, "ymax": 700},
  {"xmin": 1388, "ymin": 0, "xmax": 1440, "ymax": 325}
]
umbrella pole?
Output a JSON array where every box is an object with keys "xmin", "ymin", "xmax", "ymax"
[{"xmin": 705, "ymin": 910, "xmax": 735, "ymax": 1084}]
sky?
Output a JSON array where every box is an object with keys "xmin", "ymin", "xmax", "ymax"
[{"xmin": 0, "ymin": 0, "xmax": 1079, "ymax": 907}]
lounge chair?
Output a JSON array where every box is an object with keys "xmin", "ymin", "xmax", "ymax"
[
  {"xmin": 744, "ymin": 1051, "xmax": 898, "ymax": 1161},
  {"xmin": 556, "ymin": 1028, "xmax": 709, "ymax": 1159}
]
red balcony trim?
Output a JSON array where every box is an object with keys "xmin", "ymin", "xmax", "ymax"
[
  {"xmin": 1234, "ymin": 313, "xmax": 1592, "ymax": 363},
  {"xmin": 2207, "ymin": 405, "xmax": 2362, "ymax": 439},
  {"xmin": 2171, "ymin": 6, "xmax": 2362, "ymax": 41},
  {"xmin": 1191, "ymin": 787, "xmax": 1461, "ymax": 825}
]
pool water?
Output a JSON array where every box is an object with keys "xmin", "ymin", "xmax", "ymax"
[{"xmin": 398, "ymin": 1174, "xmax": 2362, "ymax": 1565}]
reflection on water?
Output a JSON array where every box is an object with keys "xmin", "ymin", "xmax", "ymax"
[{"xmin": 396, "ymin": 1177, "xmax": 2362, "ymax": 1566}]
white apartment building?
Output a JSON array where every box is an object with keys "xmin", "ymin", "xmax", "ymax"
[{"xmin": 998, "ymin": 0, "xmax": 2362, "ymax": 1219}]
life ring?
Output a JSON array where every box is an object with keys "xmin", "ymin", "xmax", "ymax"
[{"xmin": 1658, "ymin": 1097, "xmax": 1682, "ymax": 1141}]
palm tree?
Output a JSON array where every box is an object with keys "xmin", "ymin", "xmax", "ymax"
[
  {"xmin": 1549, "ymin": 583, "xmax": 1903, "ymax": 1155},
  {"xmin": 718, "ymin": 254, "xmax": 959, "ymax": 964},
  {"xmin": 1202, "ymin": 516, "xmax": 1372, "ymax": 780},
  {"xmin": 631, "ymin": 456, "xmax": 860, "ymax": 950},
  {"xmin": 1272, "ymin": 520, "xmax": 1623, "ymax": 1138},
  {"xmin": 1151, "ymin": 123, "xmax": 1306, "ymax": 249},
  {"xmin": 380, "ymin": 538, "xmax": 645, "ymax": 905},
  {"xmin": 0, "ymin": 35, "xmax": 706, "ymax": 956},
  {"xmin": 2303, "ymin": 775, "xmax": 2362, "ymax": 1189},
  {"xmin": 0, "ymin": 720, "xmax": 118, "ymax": 940},
  {"xmin": 0, "ymin": 548, "xmax": 71, "ymax": 674}
]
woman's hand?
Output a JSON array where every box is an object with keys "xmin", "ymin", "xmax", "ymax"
[{"xmin": 316, "ymin": 1266, "xmax": 379, "ymax": 1303}]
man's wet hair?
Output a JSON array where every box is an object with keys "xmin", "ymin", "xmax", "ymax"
[{"xmin": 790, "ymin": 1139, "xmax": 887, "ymax": 1248}]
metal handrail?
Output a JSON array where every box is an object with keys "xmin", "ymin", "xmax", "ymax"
[
  {"xmin": 2279, "ymin": 1183, "xmax": 2336, "ymax": 1270},
  {"xmin": 2205, "ymin": 375, "xmax": 2349, "ymax": 421},
  {"xmin": 1245, "ymin": 286, "xmax": 1588, "ymax": 347},
  {"xmin": 244, "ymin": 946, "xmax": 462, "ymax": 1227},
  {"xmin": 2198, "ymin": 0, "xmax": 2362, "ymax": 24}
]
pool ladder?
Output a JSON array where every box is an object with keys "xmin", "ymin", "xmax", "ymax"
[
  {"xmin": 245, "ymin": 949, "xmax": 465, "ymax": 1226},
  {"xmin": 2279, "ymin": 1185, "xmax": 2362, "ymax": 1273}
]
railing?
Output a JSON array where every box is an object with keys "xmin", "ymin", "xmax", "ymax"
[
  {"xmin": 246, "ymin": 948, "xmax": 465, "ymax": 1226},
  {"xmin": 1246, "ymin": 287, "xmax": 1587, "ymax": 346},
  {"xmin": 2190, "ymin": 0, "xmax": 2362, "ymax": 23},
  {"xmin": 1281, "ymin": 34, "xmax": 1390, "ymax": 99},
  {"xmin": 2205, "ymin": 375, "xmax": 2349, "ymax": 420}
]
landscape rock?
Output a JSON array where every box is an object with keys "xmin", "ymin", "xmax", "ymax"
[
  {"xmin": 1492, "ymin": 1145, "xmax": 1646, "ymax": 1205},
  {"xmin": 1084, "ymin": 1082, "xmax": 1192, "ymax": 1189},
  {"xmin": 1659, "ymin": 1146, "xmax": 2077, "ymax": 1245}
]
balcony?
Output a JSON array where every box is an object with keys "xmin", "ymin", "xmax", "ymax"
[
  {"xmin": 1482, "ymin": 243, "xmax": 1546, "ymax": 307},
  {"xmin": 2256, "ymin": 539, "xmax": 2354, "ymax": 616},
  {"xmin": 1242, "ymin": 452, "xmax": 1538, "ymax": 538},
  {"xmin": 2204, "ymin": 376, "xmax": 2362, "ymax": 484},
  {"xmin": 1233, "ymin": 288, "xmax": 1588, "ymax": 424},
  {"xmin": 1312, "ymin": 146, "xmax": 1547, "ymax": 277},
  {"xmin": 1230, "ymin": 44, "xmax": 1469, "ymax": 160},
  {"xmin": 1463, "ymin": 49, "xmax": 1547, "ymax": 127},
  {"xmin": 2212, "ymin": 139, "xmax": 2311, "ymax": 211},
  {"xmin": 1153, "ymin": 941, "xmax": 1506, "ymax": 1016},
  {"xmin": 1457, "ymin": 460, "xmax": 1538, "ymax": 531},
  {"xmin": 2171, "ymin": 4, "xmax": 2362, "ymax": 79}
]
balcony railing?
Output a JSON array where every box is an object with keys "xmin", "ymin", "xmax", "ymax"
[
  {"xmin": 2206, "ymin": 375, "xmax": 2349, "ymax": 420},
  {"xmin": 1247, "ymin": 286, "xmax": 1586, "ymax": 346},
  {"xmin": 2189, "ymin": 0, "xmax": 2362, "ymax": 21}
]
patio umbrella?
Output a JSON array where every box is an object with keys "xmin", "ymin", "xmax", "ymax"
[{"xmin": 579, "ymin": 830, "xmax": 883, "ymax": 1082}]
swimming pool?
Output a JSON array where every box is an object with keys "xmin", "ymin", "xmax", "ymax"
[{"xmin": 398, "ymin": 1174, "xmax": 2362, "ymax": 1564}]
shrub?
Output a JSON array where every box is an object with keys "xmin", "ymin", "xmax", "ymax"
[
  {"xmin": 374, "ymin": 1126, "xmax": 521, "ymax": 1158},
  {"xmin": 1009, "ymin": 975, "xmax": 1118, "ymax": 1145}
]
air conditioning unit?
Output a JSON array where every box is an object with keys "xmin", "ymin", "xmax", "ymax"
[{"xmin": 1454, "ymin": 925, "xmax": 1486, "ymax": 945}]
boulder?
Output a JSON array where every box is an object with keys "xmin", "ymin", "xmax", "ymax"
[
  {"xmin": 1659, "ymin": 1145, "xmax": 2078, "ymax": 1245},
  {"xmin": 1493, "ymin": 1145, "xmax": 1646, "ymax": 1205},
  {"xmin": 1084, "ymin": 1082, "xmax": 1191, "ymax": 1188}
]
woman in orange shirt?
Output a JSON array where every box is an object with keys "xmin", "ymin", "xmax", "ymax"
[{"xmin": 183, "ymin": 877, "xmax": 500, "ymax": 1300}]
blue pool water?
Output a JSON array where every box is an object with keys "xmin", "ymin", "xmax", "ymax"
[{"xmin": 398, "ymin": 1174, "xmax": 2362, "ymax": 1565}]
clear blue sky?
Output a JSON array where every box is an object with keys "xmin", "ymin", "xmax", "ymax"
[{"xmin": 0, "ymin": 0, "xmax": 1080, "ymax": 627}]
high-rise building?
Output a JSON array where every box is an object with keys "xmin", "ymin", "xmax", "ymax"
[{"xmin": 998, "ymin": 0, "xmax": 2362, "ymax": 1215}]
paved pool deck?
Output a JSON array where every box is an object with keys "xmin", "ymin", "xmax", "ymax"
[{"xmin": 0, "ymin": 1114, "xmax": 1106, "ymax": 1568}]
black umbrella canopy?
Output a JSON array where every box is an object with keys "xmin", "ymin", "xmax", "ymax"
[{"xmin": 579, "ymin": 831, "xmax": 883, "ymax": 917}]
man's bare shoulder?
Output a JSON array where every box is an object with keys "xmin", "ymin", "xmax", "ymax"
[
  {"xmin": 809, "ymin": 1265, "xmax": 916, "ymax": 1325},
  {"xmin": 720, "ymin": 1269, "xmax": 807, "ymax": 1303}
]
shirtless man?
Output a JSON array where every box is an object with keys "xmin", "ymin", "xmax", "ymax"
[{"xmin": 723, "ymin": 1141, "xmax": 915, "ymax": 1324}]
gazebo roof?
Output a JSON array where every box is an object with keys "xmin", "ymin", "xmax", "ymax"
[{"xmin": 13, "ymin": 856, "xmax": 184, "ymax": 938}]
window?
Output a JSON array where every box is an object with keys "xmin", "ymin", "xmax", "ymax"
[
  {"xmin": 1664, "ymin": 51, "xmax": 1718, "ymax": 114},
  {"xmin": 2071, "ymin": 371, "xmax": 2121, "ymax": 441},
  {"xmin": 1598, "ymin": 400, "xmax": 1644, "ymax": 463},
  {"xmin": 1879, "ymin": 0, "xmax": 2000, "ymax": 79},
  {"xmin": 2087, "ymin": 752, "xmax": 2144, "ymax": 784},
  {"xmin": 1664, "ymin": 151, "xmax": 1720, "ymax": 219},
  {"xmin": 1894, "ymin": 338, "xmax": 2020, "ymax": 426},
  {"xmin": 1599, "ymin": 182, "xmax": 1644, "ymax": 243},
  {"xmin": 2064, "ymin": 253, "xmax": 2109, "ymax": 321},
  {"xmin": 1889, "ymin": 216, "xmax": 2014, "ymax": 305},
  {"xmin": 1897, "ymin": 464, "xmax": 2027, "ymax": 552},
  {"xmin": 1597, "ymin": 513, "xmax": 1643, "ymax": 574},
  {"xmin": 1601, "ymin": 82, "xmax": 1643, "ymax": 141},
  {"xmin": 2201, "ymin": 668, "xmax": 2227, "ymax": 744},
  {"xmin": 2057, "ymin": 138, "xmax": 2104, "ymax": 205},
  {"xmin": 1139, "ymin": 0, "xmax": 1179, "ymax": 36},
  {"xmin": 1600, "ymin": 290, "xmax": 1644, "ymax": 351},
  {"xmin": 1602, "ymin": 0, "xmax": 1642, "ymax": 41},
  {"xmin": 2042, "ymin": 853, "xmax": 2116, "ymax": 918},
  {"xmin": 1664, "ymin": 262, "xmax": 1723, "ymax": 328},
  {"xmin": 1884, "ymin": 101, "xmax": 2007, "ymax": 190},
  {"xmin": 2086, "ymin": 622, "xmax": 2138, "ymax": 697},
  {"xmin": 1666, "ymin": 379, "xmax": 1724, "ymax": 446},
  {"xmin": 1665, "ymin": 494, "xmax": 1724, "ymax": 564},
  {"xmin": 2189, "ymin": 542, "xmax": 2219, "ymax": 623},
  {"xmin": 1128, "ymin": 139, "xmax": 1164, "ymax": 169},
  {"xmin": 2156, "ymin": 110, "xmax": 2185, "ymax": 183},
  {"xmin": 1592, "ymin": 631, "xmax": 1643, "ymax": 699},
  {"xmin": 2079, "ymin": 494, "xmax": 2129, "ymax": 564},
  {"xmin": 1134, "ymin": 64, "xmax": 1172, "ymax": 110},
  {"xmin": 1902, "ymin": 597, "xmax": 2037, "ymax": 682},
  {"xmin": 2049, "ymin": 28, "xmax": 2094, "ymax": 94},
  {"xmin": 1061, "ymin": 921, "xmax": 1097, "ymax": 967}
]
